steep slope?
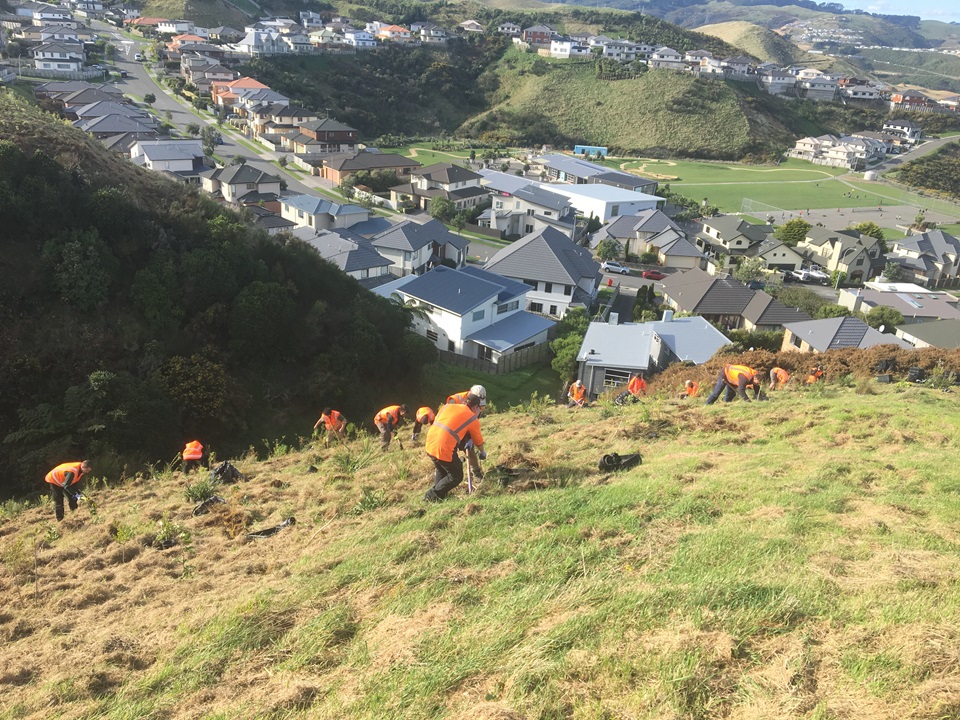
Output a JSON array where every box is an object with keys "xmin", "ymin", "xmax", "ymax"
[
  {"xmin": 695, "ymin": 20, "xmax": 810, "ymax": 64},
  {"xmin": 2, "ymin": 346, "xmax": 960, "ymax": 718}
]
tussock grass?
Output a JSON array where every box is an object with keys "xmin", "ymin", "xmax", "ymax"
[{"xmin": 2, "ymin": 381, "xmax": 960, "ymax": 718}]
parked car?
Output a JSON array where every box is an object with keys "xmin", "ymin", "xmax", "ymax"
[
  {"xmin": 641, "ymin": 270, "xmax": 667, "ymax": 280},
  {"xmin": 600, "ymin": 261, "xmax": 630, "ymax": 275},
  {"xmin": 805, "ymin": 269, "xmax": 830, "ymax": 285},
  {"xmin": 783, "ymin": 270, "xmax": 803, "ymax": 283},
  {"xmin": 745, "ymin": 280, "xmax": 766, "ymax": 290},
  {"xmin": 134, "ymin": 53, "xmax": 143, "ymax": 61}
]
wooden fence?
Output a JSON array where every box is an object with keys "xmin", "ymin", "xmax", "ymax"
[{"xmin": 438, "ymin": 342, "xmax": 552, "ymax": 375}]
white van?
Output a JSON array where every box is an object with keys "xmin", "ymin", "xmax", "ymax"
[{"xmin": 134, "ymin": 53, "xmax": 143, "ymax": 61}]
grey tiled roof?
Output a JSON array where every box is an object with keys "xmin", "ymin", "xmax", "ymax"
[
  {"xmin": 397, "ymin": 265, "xmax": 502, "ymax": 315},
  {"xmin": 322, "ymin": 151, "xmax": 420, "ymax": 172},
  {"xmin": 370, "ymin": 218, "xmax": 458, "ymax": 253},
  {"xmin": 201, "ymin": 163, "xmax": 280, "ymax": 185},
  {"xmin": 783, "ymin": 316, "xmax": 911, "ymax": 351},
  {"xmin": 304, "ymin": 228, "xmax": 392, "ymax": 273},
  {"xmin": 484, "ymin": 226, "xmax": 600, "ymax": 285},
  {"xmin": 660, "ymin": 268, "xmax": 755, "ymax": 315},
  {"xmin": 896, "ymin": 319, "xmax": 960, "ymax": 348},
  {"xmin": 415, "ymin": 162, "xmax": 482, "ymax": 185},
  {"xmin": 743, "ymin": 294, "xmax": 812, "ymax": 326}
]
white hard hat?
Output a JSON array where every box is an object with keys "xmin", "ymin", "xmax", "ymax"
[{"xmin": 469, "ymin": 384, "xmax": 487, "ymax": 405}]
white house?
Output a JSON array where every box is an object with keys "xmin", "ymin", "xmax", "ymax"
[
  {"xmin": 374, "ymin": 265, "xmax": 556, "ymax": 362},
  {"xmin": 343, "ymin": 29, "xmax": 377, "ymax": 48},
  {"xmin": 280, "ymin": 193, "xmax": 369, "ymax": 231},
  {"xmin": 298, "ymin": 227, "xmax": 393, "ymax": 283},
  {"xmin": 648, "ymin": 46, "xmax": 684, "ymax": 70},
  {"xmin": 158, "ymin": 19, "xmax": 194, "ymax": 34},
  {"xmin": 543, "ymin": 183, "xmax": 662, "ymax": 223},
  {"xmin": 130, "ymin": 139, "xmax": 204, "ymax": 172},
  {"xmin": 32, "ymin": 41, "xmax": 84, "ymax": 71},
  {"xmin": 368, "ymin": 219, "xmax": 468, "ymax": 277},
  {"xmin": 484, "ymin": 226, "xmax": 600, "ymax": 317},
  {"xmin": 200, "ymin": 163, "xmax": 282, "ymax": 204},
  {"xmin": 550, "ymin": 38, "xmax": 591, "ymax": 59}
]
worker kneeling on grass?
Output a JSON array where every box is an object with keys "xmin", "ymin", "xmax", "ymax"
[{"xmin": 424, "ymin": 393, "xmax": 485, "ymax": 503}]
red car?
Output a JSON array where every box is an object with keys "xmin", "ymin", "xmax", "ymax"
[{"xmin": 641, "ymin": 270, "xmax": 666, "ymax": 280}]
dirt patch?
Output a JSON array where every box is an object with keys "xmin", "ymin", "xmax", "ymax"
[
  {"xmin": 365, "ymin": 602, "xmax": 457, "ymax": 670},
  {"xmin": 455, "ymin": 702, "xmax": 524, "ymax": 720}
]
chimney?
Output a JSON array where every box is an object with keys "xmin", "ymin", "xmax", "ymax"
[{"xmin": 663, "ymin": 310, "xmax": 674, "ymax": 322}]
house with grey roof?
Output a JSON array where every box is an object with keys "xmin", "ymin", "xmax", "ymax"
[
  {"xmin": 895, "ymin": 319, "xmax": 960, "ymax": 349},
  {"xmin": 838, "ymin": 282, "xmax": 960, "ymax": 324},
  {"xmin": 661, "ymin": 268, "xmax": 811, "ymax": 330},
  {"xmin": 373, "ymin": 265, "xmax": 555, "ymax": 363},
  {"xmin": 782, "ymin": 316, "xmax": 910, "ymax": 354},
  {"xmin": 796, "ymin": 226, "xmax": 885, "ymax": 283},
  {"xmin": 484, "ymin": 226, "xmax": 600, "ymax": 318},
  {"xmin": 68, "ymin": 100, "xmax": 149, "ymax": 122},
  {"xmin": 280, "ymin": 193, "xmax": 370, "ymax": 231},
  {"xmin": 78, "ymin": 113, "xmax": 159, "ymax": 138},
  {"xmin": 130, "ymin": 139, "xmax": 204, "ymax": 172},
  {"xmin": 246, "ymin": 205, "xmax": 296, "ymax": 235},
  {"xmin": 695, "ymin": 215, "xmax": 772, "ymax": 271},
  {"xmin": 317, "ymin": 150, "xmax": 421, "ymax": 184},
  {"xmin": 32, "ymin": 41, "xmax": 84, "ymax": 72},
  {"xmin": 478, "ymin": 171, "xmax": 578, "ymax": 240},
  {"xmin": 389, "ymin": 162, "xmax": 488, "ymax": 214},
  {"xmin": 295, "ymin": 227, "xmax": 393, "ymax": 284},
  {"xmin": 576, "ymin": 313, "xmax": 731, "ymax": 397},
  {"xmin": 369, "ymin": 219, "xmax": 468, "ymax": 277},
  {"xmin": 200, "ymin": 163, "xmax": 282, "ymax": 204},
  {"xmin": 885, "ymin": 230, "xmax": 960, "ymax": 287},
  {"xmin": 755, "ymin": 237, "xmax": 805, "ymax": 272},
  {"xmin": 593, "ymin": 209, "xmax": 685, "ymax": 259}
]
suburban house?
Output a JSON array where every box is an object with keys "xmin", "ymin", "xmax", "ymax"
[
  {"xmin": 68, "ymin": 99, "xmax": 149, "ymax": 123},
  {"xmin": 796, "ymin": 70, "xmax": 838, "ymax": 101},
  {"xmin": 316, "ymin": 150, "xmax": 421, "ymax": 184},
  {"xmin": 157, "ymin": 19, "xmax": 194, "ymax": 34},
  {"xmin": 373, "ymin": 265, "xmax": 556, "ymax": 362},
  {"xmin": 522, "ymin": 25, "xmax": 554, "ymax": 45},
  {"xmin": 343, "ymin": 29, "xmax": 377, "ymax": 48},
  {"xmin": 210, "ymin": 77, "xmax": 269, "ymax": 107},
  {"xmin": 478, "ymin": 170, "xmax": 578, "ymax": 239},
  {"xmin": 389, "ymin": 162, "xmax": 487, "ymax": 214},
  {"xmin": 660, "ymin": 268, "xmax": 812, "ymax": 330},
  {"xmin": 889, "ymin": 91, "xmax": 936, "ymax": 113},
  {"xmin": 497, "ymin": 22, "xmax": 521, "ymax": 36},
  {"xmin": 32, "ymin": 41, "xmax": 85, "ymax": 71},
  {"xmin": 575, "ymin": 313, "xmax": 731, "ymax": 397},
  {"xmin": 550, "ymin": 37, "xmax": 591, "ymax": 59},
  {"xmin": 648, "ymin": 46, "xmax": 684, "ymax": 70},
  {"xmin": 885, "ymin": 230, "xmax": 960, "ymax": 286},
  {"xmin": 297, "ymin": 227, "xmax": 393, "ymax": 284},
  {"xmin": 280, "ymin": 193, "xmax": 369, "ymax": 231},
  {"xmin": 532, "ymin": 154, "xmax": 657, "ymax": 194},
  {"xmin": 838, "ymin": 282, "xmax": 960, "ymax": 323},
  {"xmin": 757, "ymin": 65, "xmax": 797, "ymax": 95},
  {"xmin": 232, "ymin": 30, "xmax": 290, "ymax": 56},
  {"xmin": 247, "ymin": 205, "xmax": 296, "ymax": 235},
  {"xmin": 695, "ymin": 215, "xmax": 771, "ymax": 266},
  {"xmin": 181, "ymin": 56, "xmax": 236, "ymax": 95},
  {"xmin": 130, "ymin": 139, "xmax": 208, "ymax": 183},
  {"xmin": 593, "ymin": 209, "xmax": 686, "ymax": 259},
  {"xmin": 882, "ymin": 119, "xmax": 922, "ymax": 144},
  {"xmin": 781, "ymin": 316, "xmax": 911, "ymax": 353},
  {"xmin": 787, "ymin": 133, "xmax": 886, "ymax": 170},
  {"xmin": 895, "ymin": 319, "xmax": 960, "ymax": 349},
  {"xmin": 368, "ymin": 219, "xmax": 469, "ymax": 277},
  {"xmin": 459, "ymin": 19, "xmax": 484, "ymax": 33},
  {"xmin": 376, "ymin": 24, "xmax": 412, "ymax": 42},
  {"xmin": 200, "ymin": 163, "xmax": 282, "ymax": 205},
  {"xmin": 244, "ymin": 103, "xmax": 318, "ymax": 137},
  {"xmin": 796, "ymin": 227, "xmax": 885, "ymax": 283},
  {"xmin": 282, "ymin": 117, "xmax": 359, "ymax": 155},
  {"xmin": 484, "ymin": 226, "xmax": 600, "ymax": 318},
  {"xmin": 751, "ymin": 236, "xmax": 804, "ymax": 272},
  {"xmin": 545, "ymin": 183, "xmax": 662, "ymax": 223}
]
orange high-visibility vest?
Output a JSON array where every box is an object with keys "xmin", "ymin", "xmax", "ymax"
[
  {"xmin": 183, "ymin": 441, "xmax": 204, "ymax": 460},
  {"xmin": 321, "ymin": 411, "xmax": 345, "ymax": 431},
  {"xmin": 724, "ymin": 365, "xmax": 756, "ymax": 386},
  {"xmin": 569, "ymin": 383, "xmax": 586, "ymax": 402},
  {"xmin": 772, "ymin": 368, "xmax": 790, "ymax": 387},
  {"xmin": 425, "ymin": 404, "xmax": 483, "ymax": 462},
  {"xmin": 375, "ymin": 406, "xmax": 402, "ymax": 427},
  {"xmin": 628, "ymin": 376, "xmax": 646, "ymax": 396},
  {"xmin": 685, "ymin": 381, "xmax": 700, "ymax": 397},
  {"xmin": 45, "ymin": 462, "xmax": 85, "ymax": 488},
  {"xmin": 445, "ymin": 391, "xmax": 470, "ymax": 405},
  {"xmin": 416, "ymin": 407, "xmax": 435, "ymax": 425}
]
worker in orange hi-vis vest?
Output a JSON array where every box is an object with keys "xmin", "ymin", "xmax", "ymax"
[
  {"xmin": 806, "ymin": 364, "xmax": 825, "ymax": 384},
  {"xmin": 44, "ymin": 460, "xmax": 92, "ymax": 521},
  {"xmin": 424, "ymin": 393, "xmax": 485, "ymax": 502},
  {"xmin": 374, "ymin": 404, "xmax": 407, "ymax": 451},
  {"xmin": 567, "ymin": 379, "xmax": 588, "ymax": 408},
  {"xmin": 679, "ymin": 379, "xmax": 700, "ymax": 400},
  {"xmin": 411, "ymin": 406, "xmax": 435, "ymax": 443},
  {"xmin": 314, "ymin": 408, "xmax": 347, "ymax": 448},
  {"xmin": 769, "ymin": 367, "xmax": 790, "ymax": 391},
  {"xmin": 704, "ymin": 364, "xmax": 761, "ymax": 405},
  {"xmin": 181, "ymin": 440, "xmax": 209, "ymax": 474}
]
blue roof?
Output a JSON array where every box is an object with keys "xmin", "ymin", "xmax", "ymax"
[
  {"xmin": 397, "ymin": 266, "xmax": 502, "ymax": 315},
  {"xmin": 459, "ymin": 266, "xmax": 530, "ymax": 303},
  {"xmin": 466, "ymin": 311, "xmax": 555, "ymax": 352},
  {"xmin": 644, "ymin": 316, "xmax": 732, "ymax": 363},
  {"xmin": 350, "ymin": 216, "xmax": 394, "ymax": 237},
  {"xmin": 282, "ymin": 193, "xmax": 366, "ymax": 216},
  {"xmin": 577, "ymin": 323, "xmax": 654, "ymax": 370}
]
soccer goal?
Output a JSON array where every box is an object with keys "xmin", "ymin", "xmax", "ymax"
[{"xmin": 739, "ymin": 198, "xmax": 802, "ymax": 222}]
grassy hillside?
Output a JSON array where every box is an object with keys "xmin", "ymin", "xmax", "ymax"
[
  {"xmin": 141, "ymin": 0, "xmax": 250, "ymax": 28},
  {"xmin": 917, "ymin": 20, "xmax": 960, "ymax": 48},
  {"xmin": 460, "ymin": 48, "xmax": 794, "ymax": 159},
  {"xmin": 850, "ymin": 49, "xmax": 960, "ymax": 95},
  {"xmin": 695, "ymin": 20, "xmax": 809, "ymax": 64},
  {"xmin": 3, "ymin": 346, "xmax": 960, "ymax": 718}
]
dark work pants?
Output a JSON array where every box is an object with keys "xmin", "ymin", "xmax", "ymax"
[
  {"xmin": 425, "ymin": 454, "xmax": 464, "ymax": 502},
  {"xmin": 52, "ymin": 485, "xmax": 78, "ymax": 521}
]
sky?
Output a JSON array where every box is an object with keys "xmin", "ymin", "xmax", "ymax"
[{"xmin": 837, "ymin": 0, "xmax": 960, "ymax": 23}]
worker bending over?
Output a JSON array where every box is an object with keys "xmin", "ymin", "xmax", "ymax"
[
  {"xmin": 769, "ymin": 367, "xmax": 790, "ymax": 391},
  {"xmin": 705, "ymin": 364, "xmax": 761, "ymax": 405},
  {"xmin": 446, "ymin": 384, "xmax": 487, "ymax": 415},
  {"xmin": 374, "ymin": 404, "xmax": 407, "ymax": 451},
  {"xmin": 806, "ymin": 364, "xmax": 825, "ymax": 384},
  {"xmin": 45, "ymin": 460, "xmax": 92, "ymax": 521},
  {"xmin": 424, "ymin": 392, "xmax": 486, "ymax": 502},
  {"xmin": 567, "ymin": 379, "xmax": 587, "ymax": 408},
  {"xmin": 679, "ymin": 380, "xmax": 699, "ymax": 399},
  {"xmin": 182, "ymin": 440, "xmax": 209, "ymax": 473},
  {"xmin": 314, "ymin": 408, "xmax": 347, "ymax": 448},
  {"xmin": 412, "ymin": 406, "xmax": 435, "ymax": 442}
]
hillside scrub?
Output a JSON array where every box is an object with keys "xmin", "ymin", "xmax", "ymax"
[
  {"xmin": 2, "ymin": 348, "xmax": 960, "ymax": 718},
  {"xmin": 0, "ymin": 94, "xmax": 434, "ymax": 494},
  {"xmin": 889, "ymin": 142, "xmax": 960, "ymax": 201}
]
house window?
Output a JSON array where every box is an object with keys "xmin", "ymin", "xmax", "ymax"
[
  {"xmin": 478, "ymin": 345, "xmax": 493, "ymax": 361},
  {"xmin": 603, "ymin": 368, "xmax": 632, "ymax": 388},
  {"xmin": 448, "ymin": 340, "xmax": 455, "ymax": 352},
  {"xmin": 549, "ymin": 305, "xmax": 558, "ymax": 316},
  {"xmin": 246, "ymin": 183, "xmax": 255, "ymax": 189},
  {"xmin": 426, "ymin": 330, "xmax": 438, "ymax": 342},
  {"xmin": 523, "ymin": 279, "xmax": 537, "ymax": 288},
  {"xmin": 564, "ymin": 285, "xmax": 572, "ymax": 296},
  {"xmin": 529, "ymin": 302, "xmax": 544, "ymax": 313},
  {"xmin": 611, "ymin": 205, "xmax": 619, "ymax": 216},
  {"xmin": 526, "ymin": 209, "xmax": 534, "ymax": 216},
  {"xmin": 544, "ymin": 282, "xmax": 553, "ymax": 293},
  {"xmin": 497, "ymin": 300, "xmax": 519, "ymax": 314},
  {"xmin": 855, "ymin": 257, "xmax": 863, "ymax": 265},
  {"xmin": 472, "ymin": 309, "xmax": 485, "ymax": 321},
  {"xmin": 791, "ymin": 333, "xmax": 802, "ymax": 349},
  {"xmin": 525, "ymin": 224, "xmax": 534, "ymax": 233}
]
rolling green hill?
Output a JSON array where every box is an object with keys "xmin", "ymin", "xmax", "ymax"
[
  {"xmin": 3, "ymin": 347, "xmax": 960, "ymax": 718},
  {"xmin": 848, "ymin": 49, "xmax": 960, "ymax": 95},
  {"xmin": 695, "ymin": 20, "xmax": 811, "ymax": 64}
]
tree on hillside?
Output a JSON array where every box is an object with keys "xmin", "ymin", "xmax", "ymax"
[
  {"xmin": 596, "ymin": 238, "xmax": 623, "ymax": 262},
  {"xmin": 777, "ymin": 286, "xmax": 828, "ymax": 317},
  {"xmin": 734, "ymin": 256, "xmax": 766, "ymax": 283},
  {"xmin": 866, "ymin": 306, "xmax": 903, "ymax": 332},
  {"xmin": 550, "ymin": 307, "xmax": 590, "ymax": 382},
  {"xmin": 774, "ymin": 218, "xmax": 811, "ymax": 247}
]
